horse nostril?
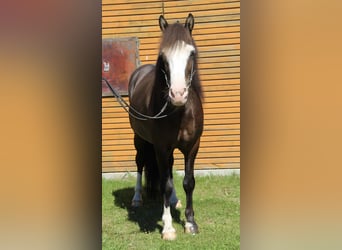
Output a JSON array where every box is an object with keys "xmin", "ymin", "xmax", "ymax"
[
  {"xmin": 170, "ymin": 88, "xmax": 187, "ymax": 98},
  {"xmin": 181, "ymin": 88, "xmax": 186, "ymax": 96}
]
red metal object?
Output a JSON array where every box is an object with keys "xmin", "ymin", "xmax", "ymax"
[{"xmin": 102, "ymin": 37, "xmax": 140, "ymax": 96}]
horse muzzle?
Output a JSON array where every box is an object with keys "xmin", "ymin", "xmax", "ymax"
[{"xmin": 169, "ymin": 87, "xmax": 188, "ymax": 106}]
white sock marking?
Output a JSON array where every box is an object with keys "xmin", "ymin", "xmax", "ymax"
[{"xmin": 162, "ymin": 205, "xmax": 175, "ymax": 234}]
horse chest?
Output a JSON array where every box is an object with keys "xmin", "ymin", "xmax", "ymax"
[
  {"xmin": 177, "ymin": 116, "xmax": 196, "ymax": 142},
  {"xmin": 178, "ymin": 127, "xmax": 193, "ymax": 142}
]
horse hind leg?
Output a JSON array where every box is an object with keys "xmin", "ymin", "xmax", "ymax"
[
  {"xmin": 131, "ymin": 157, "xmax": 144, "ymax": 207},
  {"xmin": 144, "ymin": 143, "xmax": 160, "ymax": 199},
  {"xmin": 131, "ymin": 135, "xmax": 145, "ymax": 207}
]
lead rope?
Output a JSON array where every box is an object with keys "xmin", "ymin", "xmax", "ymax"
[{"xmin": 102, "ymin": 77, "xmax": 168, "ymax": 121}]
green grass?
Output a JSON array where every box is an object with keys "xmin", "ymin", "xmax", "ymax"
[{"xmin": 102, "ymin": 173, "xmax": 240, "ymax": 249}]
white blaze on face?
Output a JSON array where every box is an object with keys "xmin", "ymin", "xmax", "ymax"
[{"xmin": 162, "ymin": 40, "xmax": 195, "ymax": 106}]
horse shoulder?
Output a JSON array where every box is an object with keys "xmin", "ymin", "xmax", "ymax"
[
  {"xmin": 129, "ymin": 64, "xmax": 156, "ymax": 110},
  {"xmin": 177, "ymin": 96, "xmax": 203, "ymax": 145}
]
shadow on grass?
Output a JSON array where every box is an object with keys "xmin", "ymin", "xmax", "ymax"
[{"xmin": 112, "ymin": 188, "xmax": 182, "ymax": 234}]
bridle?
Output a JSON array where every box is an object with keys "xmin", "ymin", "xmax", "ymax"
[
  {"xmin": 161, "ymin": 57, "xmax": 196, "ymax": 91},
  {"xmin": 102, "ymin": 77, "xmax": 169, "ymax": 121},
  {"xmin": 102, "ymin": 57, "xmax": 196, "ymax": 121}
]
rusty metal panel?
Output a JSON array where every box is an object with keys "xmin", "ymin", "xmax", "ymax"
[{"xmin": 102, "ymin": 37, "xmax": 140, "ymax": 96}]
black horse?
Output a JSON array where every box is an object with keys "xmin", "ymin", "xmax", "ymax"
[{"xmin": 128, "ymin": 13, "xmax": 203, "ymax": 240}]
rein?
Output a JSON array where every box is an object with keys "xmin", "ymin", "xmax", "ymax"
[{"xmin": 102, "ymin": 77, "xmax": 169, "ymax": 121}]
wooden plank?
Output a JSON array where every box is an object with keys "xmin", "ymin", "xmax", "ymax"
[
  {"xmin": 199, "ymin": 62, "xmax": 237, "ymax": 71},
  {"xmin": 138, "ymin": 48, "xmax": 240, "ymax": 61},
  {"xmin": 199, "ymin": 55, "xmax": 240, "ymax": 63},
  {"xmin": 103, "ymin": 22, "xmax": 240, "ymax": 37},
  {"xmin": 203, "ymin": 102, "xmax": 240, "ymax": 112},
  {"xmin": 101, "ymin": 125, "xmax": 125, "ymax": 131},
  {"xmin": 102, "ymin": 133, "xmax": 240, "ymax": 142},
  {"xmin": 164, "ymin": 1, "xmax": 239, "ymax": 9},
  {"xmin": 102, "ymin": 2, "xmax": 161, "ymax": 10},
  {"xmin": 102, "ymin": 160, "xmax": 240, "ymax": 173},
  {"xmin": 102, "ymin": 130, "xmax": 132, "ymax": 136},
  {"xmin": 161, "ymin": 8, "xmax": 239, "ymax": 19},
  {"xmin": 203, "ymin": 79, "xmax": 240, "ymax": 87},
  {"xmin": 102, "ymin": 106, "xmax": 241, "ymax": 120},
  {"xmin": 205, "ymin": 88, "xmax": 240, "ymax": 96},
  {"xmin": 140, "ymin": 37, "xmax": 240, "ymax": 51},
  {"xmin": 199, "ymin": 49, "xmax": 240, "ymax": 58},
  {"xmin": 139, "ymin": 32, "xmax": 239, "ymax": 47},
  {"xmin": 101, "ymin": 121, "xmax": 240, "ymax": 130},
  {"xmin": 102, "ymin": 139, "xmax": 133, "ymax": 147},
  {"xmin": 204, "ymin": 107, "xmax": 240, "ymax": 114},
  {"xmin": 102, "ymin": 162, "xmax": 240, "ymax": 173},
  {"xmin": 200, "ymin": 73, "xmax": 240, "ymax": 81},
  {"xmin": 102, "ymin": 151, "xmax": 240, "ymax": 163},
  {"xmin": 203, "ymin": 130, "xmax": 240, "ymax": 137},
  {"xmin": 103, "ymin": 24, "xmax": 240, "ymax": 39},
  {"xmin": 103, "ymin": 165, "xmax": 240, "ymax": 173},
  {"xmin": 200, "ymin": 68, "xmax": 239, "ymax": 76},
  {"xmin": 103, "ymin": 0, "xmax": 161, "ymax": 4},
  {"xmin": 102, "ymin": 140, "xmax": 241, "ymax": 153},
  {"xmin": 201, "ymin": 136, "xmax": 240, "ymax": 143},
  {"xmin": 195, "ymin": 23, "xmax": 240, "ymax": 32},
  {"xmin": 163, "ymin": 0, "xmax": 240, "ymax": 5},
  {"xmin": 102, "ymin": 117, "xmax": 240, "ymax": 127},
  {"xmin": 103, "ymin": 11, "xmax": 161, "ymax": 20},
  {"xmin": 205, "ymin": 108, "xmax": 240, "ymax": 116}
]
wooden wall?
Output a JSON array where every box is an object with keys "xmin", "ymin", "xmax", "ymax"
[{"xmin": 102, "ymin": 0, "xmax": 240, "ymax": 172}]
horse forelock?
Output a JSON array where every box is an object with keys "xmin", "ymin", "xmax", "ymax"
[{"xmin": 159, "ymin": 23, "xmax": 194, "ymax": 51}]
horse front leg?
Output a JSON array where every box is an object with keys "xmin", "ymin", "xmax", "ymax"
[
  {"xmin": 183, "ymin": 139, "xmax": 200, "ymax": 234},
  {"xmin": 168, "ymin": 154, "xmax": 182, "ymax": 209},
  {"xmin": 161, "ymin": 177, "xmax": 177, "ymax": 240}
]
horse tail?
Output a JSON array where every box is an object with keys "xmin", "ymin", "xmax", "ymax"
[{"xmin": 144, "ymin": 144, "xmax": 160, "ymax": 199}]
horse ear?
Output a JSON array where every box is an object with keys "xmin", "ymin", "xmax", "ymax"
[
  {"xmin": 159, "ymin": 15, "xmax": 168, "ymax": 31},
  {"xmin": 185, "ymin": 13, "xmax": 194, "ymax": 34}
]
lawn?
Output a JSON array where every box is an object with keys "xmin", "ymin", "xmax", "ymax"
[{"xmin": 102, "ymin": 173, "xmax": 240, "ymax": 249}]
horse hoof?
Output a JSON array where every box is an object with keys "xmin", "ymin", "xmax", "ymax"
[
  {"xmin": 131, "ymin": 200, "xmax": 142, "ymax": 207},
  {"xmin": 162, "ymin": 232, "xmax": 177, "ymax": 240},
  {"xmin": 184, "ymin": 222, "xmax": 199, "ymax": 235},
  {"xmin": 171, "ymin": 200, "xmax": 182, "ymax": 209},
  {"xmin": 175, "ymin": 200, "xmax": 182, "ymax": 209}
]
